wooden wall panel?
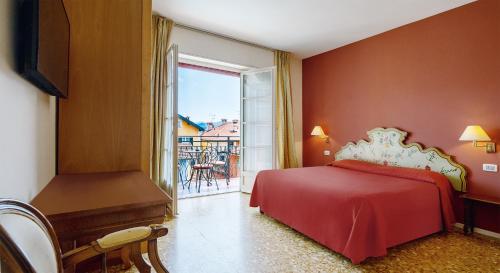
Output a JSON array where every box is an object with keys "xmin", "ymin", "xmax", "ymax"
[{"xmin": 58, "ymin": 0, "xmax": 151, "ymax": 174}]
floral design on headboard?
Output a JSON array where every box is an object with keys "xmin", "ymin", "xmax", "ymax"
[{"xmin": 335, "ymin": 128, "xmax": 467, "ymax": 192}]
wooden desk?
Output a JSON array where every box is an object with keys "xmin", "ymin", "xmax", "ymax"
[
  {"xmin": 461, "ymin": 193, "xmax": 500, "ymax": 235},
  {"xmin": 31, "ymin": 171, "xmax": 170, "ymax": 251}
]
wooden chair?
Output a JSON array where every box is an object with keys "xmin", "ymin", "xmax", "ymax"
[{"xmin": 0, "ymin": 199, "xmax": 169, "ymax": 273}]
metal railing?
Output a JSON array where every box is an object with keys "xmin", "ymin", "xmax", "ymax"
[
  {"xmin": 177, "ymin": 135, "xmax": 241, "ymax": 181},
  {"xmin": 177, "ymin": 135, "xmax": 240, "ymax": 155}
]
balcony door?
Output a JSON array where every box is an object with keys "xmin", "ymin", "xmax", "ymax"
[
  {"xmin": 240, "ymin": 67, "xmax": 276, "ymax": 193},
  {"xmin": 163, "ymin": 44, "xmax": 179, "ymax": 214}
]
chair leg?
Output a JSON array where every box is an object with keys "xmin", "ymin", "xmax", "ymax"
[
  {"xmin": 204, "ymin": 168, "xmax": 214, "ymax": 187},
  {"xmin": 193, "ymin": 170, "xmax": 197, "ymax": 192},
  {"xmin": 212, "ymin": 170, "xmax": 219, "ymax": 190},
  {"xmin": 147, "ymin": 239, "xmax": 169, "ymax": 273},
  {"xmin": 188, "ymin": 169, "xmax": 195, "ymax": 191},
  {"xmin": 210, "ymin": 169, "xmax": 216, "ymax": 185},
  {"xmin": 131, "ymin": 243, "xmax": 151, "ymax": 273},
  {"xmin": 197, "ymin": 170, "xmax": 202, "ymax": 193},
  {"xmin": 204, "ymin": 169, "xmax": 210, "ymax": 186},
  {"xmin": 101, "ymin": 252, "xmax": 108, "ymax": 273},
  {"xmin": 121, "ymin": 246, "xmax": 132, "ymax": 269},
  {"xmin": 179, "ymin": 169, "xmax": 185, "ymax": 190}
]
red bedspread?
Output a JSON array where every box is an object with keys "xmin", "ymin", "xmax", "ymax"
[{"xmin": 249, "ymin": 160, "xmax": 455, "ymax": 263}]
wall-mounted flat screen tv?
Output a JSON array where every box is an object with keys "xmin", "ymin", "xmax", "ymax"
[{"xmin": 20, "ymin": 0, "xmax": 70, "ymax": 98}]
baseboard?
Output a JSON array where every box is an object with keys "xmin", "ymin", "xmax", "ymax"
[{"xmin": 454, "ymin": 223, "xmax": 500, "ymax": 239}]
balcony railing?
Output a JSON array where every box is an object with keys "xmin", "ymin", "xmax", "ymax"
[
  {"xmin": 177, "ymin": 136, "xmax": 240, "ymax": 180},
  {"xmin": 177, "ymin": 135, "xmax": 240, "ymax": 155}
]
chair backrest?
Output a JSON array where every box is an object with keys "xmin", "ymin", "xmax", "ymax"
[
  {"xmin": 200, "ymin": 147, "xmax": 219, "ymax": 165},
  {"xmin": 216, "ymin": 151, "xmax": 229, "ymax": 165},
  {"xmin": 0, "ymin": 199, "xmax": 62, "ymax": 273}
]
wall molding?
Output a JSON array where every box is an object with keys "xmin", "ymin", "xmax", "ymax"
[{"xmin": 454, "ymin": 223, "xmax": 500, "ymax": 239}]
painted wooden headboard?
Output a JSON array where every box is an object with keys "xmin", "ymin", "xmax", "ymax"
[{"xmin": 334, "ymin": 128, "xmax": 467, "ymax": 192}]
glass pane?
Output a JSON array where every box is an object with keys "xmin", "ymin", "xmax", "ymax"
[
  {"xmin": 243, "ymin": 147, "xmax": 255, "ymax": 172},
  {"xmin": 243, "ymin": 147, "xmax": 272, "ymax": 172},
  {"xmin": 256, "ymin": 147, "xmax": 273, "ymax": 170},
  {"xmin": 164, "ymin": 142, "xmax": 173, "ymax": 186},
  {"xmin": 243, "ymin": 71, "xmax": 272, "ymax": 98},
  {"xmin": 243, "ymin": 124, "xmax": 272, "ymax": 147},
  {"xmin": 243, "ymin": 96, "xmax": 272, "ymax": 124}
]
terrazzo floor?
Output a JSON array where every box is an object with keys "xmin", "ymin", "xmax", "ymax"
[{"xmin": 107, "ymin": 192, "xmax": 499, "ymax": 273}]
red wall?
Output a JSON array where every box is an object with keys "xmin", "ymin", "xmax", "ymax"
[{"xmin": 303, "ymin": 0, "xmax": 500, "ymax": 233}]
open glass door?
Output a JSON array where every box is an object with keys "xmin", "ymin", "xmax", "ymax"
[
  {"xmin": 240, "ymin": 67, "xmax": 276, "ymax": 193},
  {"xmin": 163, "ymin": 44, "xmax": 179, "ymax": 214}
]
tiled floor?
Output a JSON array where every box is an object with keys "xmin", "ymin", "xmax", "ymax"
[
  {"xmin": 177, "ymin": 177, "xmax": 240, "ymax": 199},
  {"xmin": 113, "ymin": 193, "xmax": 499, "ymax": 273}
]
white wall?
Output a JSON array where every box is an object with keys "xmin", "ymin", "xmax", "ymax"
[
  {"xmin": 0, "ymin": 0, "xmax": 56, "ymax": 202},
  {"xmin": 171, "ymin": 26, "xmax": 303, "ymax": 166}
]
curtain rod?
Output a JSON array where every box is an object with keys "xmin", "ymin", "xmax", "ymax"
[{"xmin": 173, "ymin": 23, "xmax": 276, "ymax": 52}]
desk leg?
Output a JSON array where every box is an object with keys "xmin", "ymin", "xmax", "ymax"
[
  {"xmin": 101, "ymin": 252, "xmax": 108, "ymax": 273},
  {"xmin": 464, "ymin": 199, "xmax": 475, "ymax": 235}
]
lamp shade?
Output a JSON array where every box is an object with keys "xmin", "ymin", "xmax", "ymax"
[
  {"xmin": 311, "ymin": 126, "xmax": 326, "ymax": 136},
  {"xmin": 459, "ymin": 125, "xmax": 491, "ymax": 141}
]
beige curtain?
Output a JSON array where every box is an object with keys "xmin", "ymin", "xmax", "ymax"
[
  {"xmin": 275, "ymin": 50, "xmax": 298, "ymax": 169},
  {"xmin": 151, "ymin": 15, "xmax": 173, "ymax": 188}
]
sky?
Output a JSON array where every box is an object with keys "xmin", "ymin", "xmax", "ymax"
[{"xmin": 178, "ymin": 67, "xmax": 240, "ymax": 123}]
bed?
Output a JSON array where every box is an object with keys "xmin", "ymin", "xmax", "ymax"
[{"xmin": 249, "ymin": 127, "xmax": 466, "ymax": 263}]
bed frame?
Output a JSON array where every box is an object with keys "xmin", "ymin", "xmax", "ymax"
[{"xmin": 335, "ymin": 127, "xmax": 467, "ymax": 192}]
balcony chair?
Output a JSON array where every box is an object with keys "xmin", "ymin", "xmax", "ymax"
[
  {"xmin": 189, "ymin": 147, "xmax": 219, "ymax": 193},
  {"xmin": 212, "ymin": 151, "xmax": 230, "ymax": 185},
  {"xmin": 0, "ymin": 199, "xmax": 169, "ymax": 273},
  {"xmin": 178, "ymin": 147, "xmax": 193, "ymax": 190}
]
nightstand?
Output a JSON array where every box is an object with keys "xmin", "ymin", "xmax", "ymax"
[{"xmin": 460, "ymin": 193, "xmax": 500, "ymax": 235}]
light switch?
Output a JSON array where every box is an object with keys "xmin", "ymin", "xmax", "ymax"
[
  {"xmin": 483, "ymin": 164, "xmax": 498, "ymax": 172},
  {"xmin": 323, "ymin": 150, "xmax": 331, "ymax": 156}
]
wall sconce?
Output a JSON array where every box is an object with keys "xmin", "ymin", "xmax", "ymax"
[
  {"xmin": 459, "ymin": 125, "xmax": 496, "ymax": 153},
  {"xmin": 311, "ymin": 126, "xmax": 329, "ymax": 143}
]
